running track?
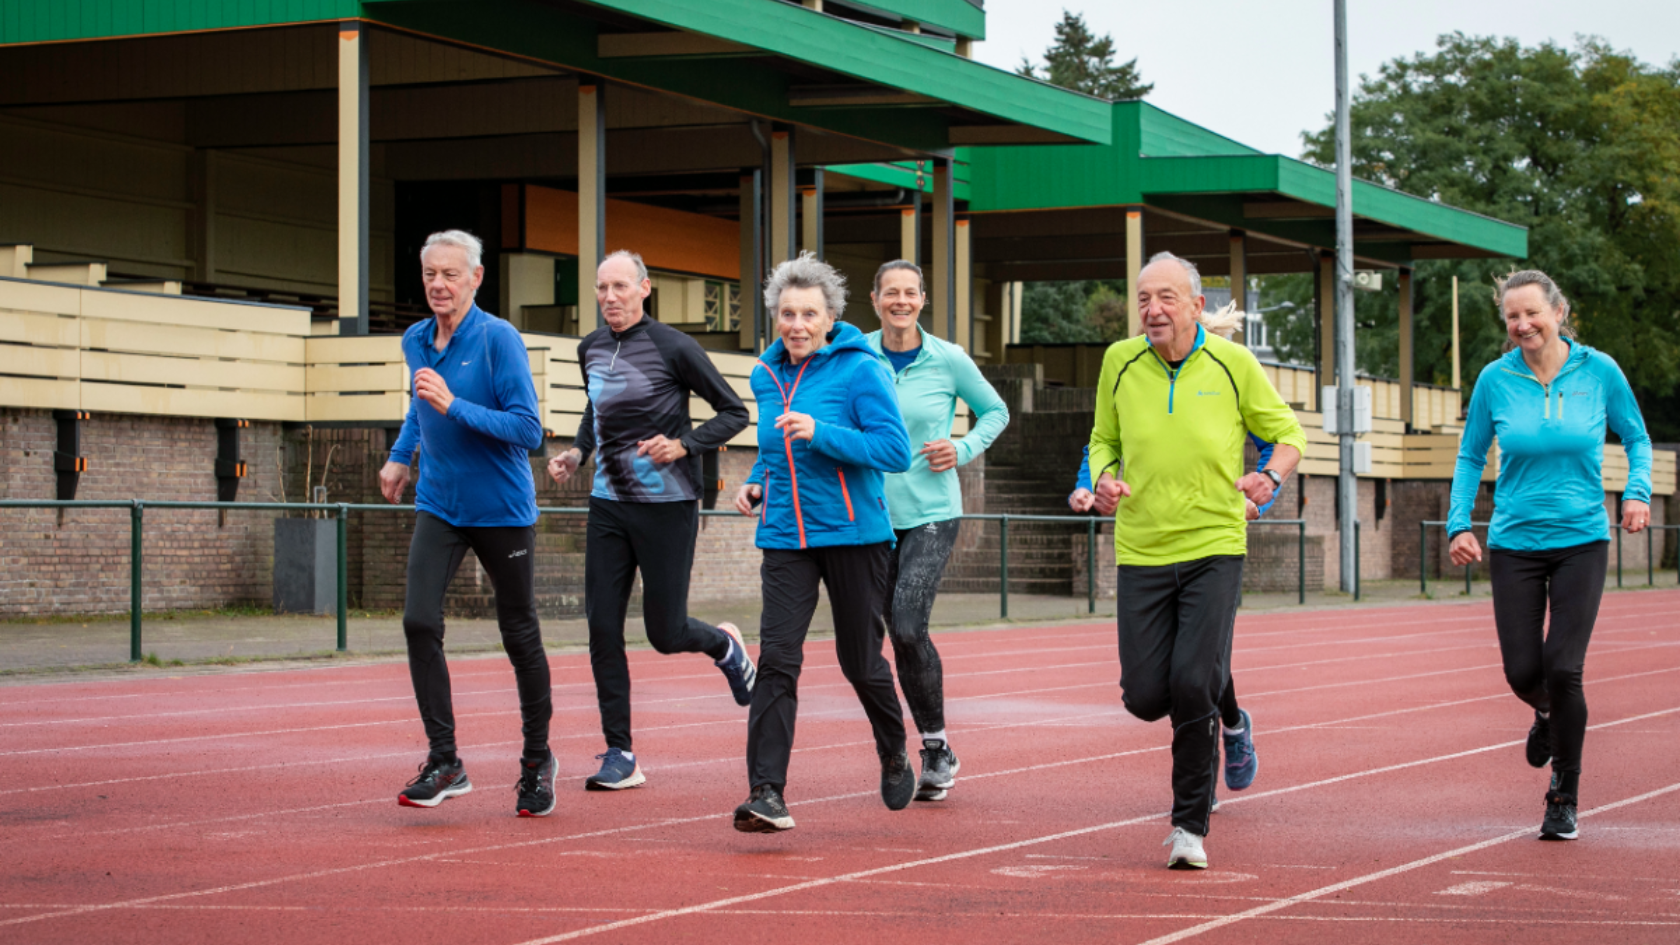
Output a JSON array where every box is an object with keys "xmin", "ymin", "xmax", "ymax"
[{"xmin": 4, "ymin": 592, "xmax": 1680, "ymax": 944}]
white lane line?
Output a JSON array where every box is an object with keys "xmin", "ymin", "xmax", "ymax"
[
  {"xmin": 1435, "ymin": 881, "xmax": 1511, "ymax": 896},
  {"xmin": 493, "ymin": 706, "xmax": 1680, "ymax": 945},
  {"xmin": 1133, "ymin": 776, "xmax": 1680, "ymax": 945}
]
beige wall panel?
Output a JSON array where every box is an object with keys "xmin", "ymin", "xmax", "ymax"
[
  {"xmin": 0, "ymin": 116, "xmax": 189, "ymax": 204},
  {"xmin": 214, "ymin": 212, "xmax": 337, "ymax": 291},
  {"xmin": 518, "ymin": 334, "xmax": 582, "ymax": 361},
  {"xmin": 80, "ymin": 382, "xmax": 303, "ymax": 422},
  {"xmin": 305, "ymin": 363, "xmax": 408, "ymax": 393},
  {"xmin": 305, "ymin": 391, "xmax": 409, "ymax": 423},
  {"xmin": 0, "ymin": 280, "xmax": 82, "ymax": 316},
  {"xmin": 0, "ymin": 182, "xmax": 190, "ymax": 272},
  {"xmin": 306, "ymin": 335, "xmax": 405, "ymax": 364},
  {"xmin": 0, "ymin": 308, "xmax": 80, "ymax": 344},
  {"xmin": 81, "ymin": 290, "xmax": 310, "ymax": 336},
  {"xmin": 0, "ymin": 375, "xmax": 79, "ymax": 409},
  {"xmin": 0, "ymin": 342, "xmax": 79, "ymax": 379},
  {"xmin": 81, "ymin": 350, "xmax": 302, "ymax": 392},
  {"xmin": 84, "ymin": 317, "xmax": 305, "ymax": 363},
  {"xmin": 548, "ymin": 388, "xmax": 592, "ymax": 414}
]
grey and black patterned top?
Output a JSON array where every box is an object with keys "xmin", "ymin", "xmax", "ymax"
[{"xmin": 573, "ymin": 316, "xmax": 749, "ymax": 503}]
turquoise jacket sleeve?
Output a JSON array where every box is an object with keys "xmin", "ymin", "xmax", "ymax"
[
  {"xmin": 950, "ymin": 350, "xmax": 1009, "ymax": 466},
  {"xmin": 810, "ymin": 356, "xmax": 912, "ymax": 473},
  {"xmin": 1602, "ymin": 355, "xmax": 1653, "ymax": 504},
  {"xmin": 1448, "ymin": 370, "xmax": 1495, "ymax": 538}
]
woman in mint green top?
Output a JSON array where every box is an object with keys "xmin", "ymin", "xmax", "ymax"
[
  {"xmin": 1447, "ymin": 270, "xmax": 1652, "ymax": 842},
  {"xmin": 866, "ymin": 260, "xmax": 1010, "ymax": 803}
]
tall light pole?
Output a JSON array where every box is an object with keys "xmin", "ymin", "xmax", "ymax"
[{"xmin": 1334, "ymin": 0, "xmax": 1358, "ymax": 592}]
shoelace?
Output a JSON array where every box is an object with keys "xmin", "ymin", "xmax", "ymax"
[{"xmin": 406, "ymin": 760, "xmax": 441, "ymax": 787}]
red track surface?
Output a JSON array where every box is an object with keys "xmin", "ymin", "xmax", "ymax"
[{"xmin": 4, "ymin": 592, "xmax": 1680, "ymax": 944}]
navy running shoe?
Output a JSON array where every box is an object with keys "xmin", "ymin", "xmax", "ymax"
[
  {"xmin": 1223, "ymin": 709, "xmax": 1258, "ymax": 791},
  {"xmin": 516, "ymin": 752, "xmax": 557, "ymax": 817},
  {"xmin": 715, "ymin": 622, "xmax": 756, "ymax": 707},
  {"xmin": 398, "ymin": 757, "xmax": 472, "ymax": 808},
  {"xmin": 585, "ymin": 747, "xmax": 646, "ymax": 791}
]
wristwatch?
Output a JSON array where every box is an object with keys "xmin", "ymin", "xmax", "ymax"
[{"xmin": 1261, "ymin": 468, "xmax": 1283, "ymax": 489}]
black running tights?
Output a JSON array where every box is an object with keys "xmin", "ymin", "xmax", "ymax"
[{"xmin": 885, "ymin": 519, "xmax": 961, "ymax": 737}]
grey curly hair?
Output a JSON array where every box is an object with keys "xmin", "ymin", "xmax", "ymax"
[{"xmin": 764, "ymin": 252, "xmax": 847, "ymax": 320}]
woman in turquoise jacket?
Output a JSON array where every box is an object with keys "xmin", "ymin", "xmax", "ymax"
[
  {"xmin": 1448, "ymin": 269, "xmax": 1652, "ymax": 842},
  {"xmin": 730, "ymin": 253, "xmax": 915, "ymax": 833},
  {"xmin": 866, "ymin": 259, "xmax": 1010, "ymax": 803}
]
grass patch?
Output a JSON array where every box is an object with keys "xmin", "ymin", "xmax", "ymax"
[{"xmin": 0, "ymin": 605, "xmax": 404, "ymax": 626}]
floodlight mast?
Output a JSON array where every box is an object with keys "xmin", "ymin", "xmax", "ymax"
[{"xmin": 1334, "ymin": 0, "xmax": 1358, "ymax": 592}]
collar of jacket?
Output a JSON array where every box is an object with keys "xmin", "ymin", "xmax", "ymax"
[
  {"xmin": 422, "ymin": 303, "xmax": 484, "ymax": 350},
  {"xmin": 606, "ymin": 312, "xmax": 652, "ymax": 343},
  {"xmin": 1146, "ymin": 323, "xmax": 1206, "ymax": 373},
  {"xmin": 1497, "ymin": 336, "xmax": 1588, "ymax": 380}
]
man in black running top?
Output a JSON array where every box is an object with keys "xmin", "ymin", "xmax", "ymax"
[{"xmin": 548, "ymin": 250, "xmax": 754, "ymax": 791}]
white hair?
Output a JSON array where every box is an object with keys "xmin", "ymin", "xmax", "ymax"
[
  {"xmin": 421, "ymin": 229, "xmax": 483, "ymax": 271},
  {"xmin": 1144, "ymin": 251, "xmax": 1203, "ymax": 299},
  {"xmin": 764, "ymin": 252, "xmax": 848, "ymax": 320},
  {"xmin": 601, "ymin": 249, "xmax": 649, "ymax": 284}
]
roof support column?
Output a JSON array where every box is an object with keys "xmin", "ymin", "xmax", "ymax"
[
  {"xmin": 955, "ymin": 214, "xmax": 971, "ymax": 351},
  {"xmin": 931, "ymin": 157, "xmax": 954, "ymax": 340},
  {"xmin": 1317, "ymin": 251, "xmax": 1335, "ymax": 411},
  {"xmin": 1125, "ymin": 208, "xmax": 1143, "ymax": 338},
  {"xmin": 1398, "ymin": 267, "xmax": 1414, "ymax": 430},
  {"xmin": 800, "ymin": 169, "xmax": 824, "ymax": 260},
  {"xmin": 770, "ymin": 126, "xmax": 796, "ymax": 266},
  {"xmin": 1010, "ymin": 282, "xmax": 1023, "ymax": 344},
  {"xmin": 336, "ymin": 22, "xmax": 369, "ymax": 337},
  {"xmin": 577, "ymin": 80, "xmax": 606, "ymax": 335},
  {"xmin": 1228, "ymin": 230, "xmax": 1247, "ymax": 345},
  {"xmin": 739, "ymin": 171, "xmax": 762, "ymax": 352},
  {"xmin": 900, "ymin": 201, "xmax": 919, "ymax": 266}
]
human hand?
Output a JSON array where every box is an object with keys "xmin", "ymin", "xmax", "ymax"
[
  {"xmin": 547, "ymin": 448, "xmax": 582, "ymax": 484},
  {"xmin": 379, "ymin": 461, "xmax": 411, "ymax": 504},
  {"xmin": 1069, "ymin": 488, "xmax": 1096, "ymax": 513},
  {"xmin": 774, "ymin": 412, "xmax": 816, "ymax": 441},
  {"xmin": 414, "ymin": 368, "xmax": 455, "ymax": 415},
  {"xmin": 1449, "ymin": 531, "xmax": 1483, "ymax": 567},
  {"xmin": 1094, "ymin": 472, "xmax": 1131, "ymax": 516},
  {"xmin": 1235, "ymin": 471, "xmax": 1275, "ymax": 507},
  {"xmin": 921, "ymin": 439, "xmax": 958, "ymax": 473},
  {"xmin": 1245, "ymin": 499, "xmax": 1260, "ymax": 521},
  {"xmin": 1623, "ymin": 499, "xmax": 1651, "ymax": 534},
  {"xmin": 636, "ymin": 435, "xmax": 688, "ymax": 464},
  {"xmin": 735, "ymin": 483, "xmax": 763, "ymax": 516}
]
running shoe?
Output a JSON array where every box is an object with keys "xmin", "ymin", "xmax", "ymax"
[
  {"xmin": 1223, "ymin": 709, "xmax": 1258, "ymax": 791},
  {"xmin": 398, "ymin": 757, "xmax": 472, "ymax": 808},
  {"xmin": 1526, "ymin": 710, "xmax": 1553, "ymax": 769},
  {"xmin": 516, "ymin": 752, "xmax": 557, "ymax": 817},
  {"xmin": 1164, "ymin": 826, "xmax": 1208, "ymax": 870},
  {"xmin": 915, "ymin": 739, "xmax": 960, "ymax": 802},
  {"xmin": 714, "ymin": 622, "xmax": 757, "ymax": 707},
  {"xmin": 585, "ymin": 747, "xmax": 646, "ymax": 791},
  {"xmin": 733, "ymin": 784, "xmax": 795, "ymax": 833},
  {"xmin": 881, "ymin": 750, "xmax": 916, "ymax": 811},
  {"xmin": 1540, "ymin": 789, "xmax": 1578, "ymax": 841}
]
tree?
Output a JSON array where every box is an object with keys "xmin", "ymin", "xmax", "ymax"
[
  {"xmin": 1299, "ymin": 34, "xmax": 1680, "ymax": 438},
  {"xmin": 1016, "ymin": 10, "xmax": 1152, "ymax": 101},
  {"xmin": 1019, "ymin": 280, "xmax": 1130, "ymax": 344}
]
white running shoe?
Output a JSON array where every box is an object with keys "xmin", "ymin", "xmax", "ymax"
[{"xmin": 1164, "ymin": 827, "xmax": 1208, "ymax": 870}]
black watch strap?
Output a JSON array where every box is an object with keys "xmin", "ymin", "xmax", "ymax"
[{"xmin": 1262, "ymin": 468, "xmax": 1283, "ymax": 488}]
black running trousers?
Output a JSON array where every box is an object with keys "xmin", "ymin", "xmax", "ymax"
[
  {"xmin": 1116, "ymin": 554, "xmax": 1244, "ymax": 837},
  {"xmin": 586, "ymin": 496, "xmax": 729, "ymax": 752},
  {"xmin": 403, "ymin": 511, "xmax": 552, "ymax": 761},
  {"xmin": 885, "ymin": 518, "xmax": 962, "ymax": 737},
  {"xmin": 747, "ymin": 542, "xmax": 908, "ymax": 794},
  {"xmin": 1489, "ymin": 540, "xmax": 1609, "ymax": 783}
]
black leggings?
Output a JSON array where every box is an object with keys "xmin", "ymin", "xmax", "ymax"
[
  {"xmin": 1489, "ymin": 540, "xmax": 1608, "ymax": 790},
  {"xmin": 747, "ymin": 543, "xmax": 907, "ymax": 794},
  {"xmin": 885, "ymin": 519, "xmax": 961, "ymax": 737},
  {"xmin": 585, "ymin": 497, "xmax": 729, "ymax": 752},
  {"xmin": 403, "ymin": 512, "xmax": 553, "ymax": 761}
]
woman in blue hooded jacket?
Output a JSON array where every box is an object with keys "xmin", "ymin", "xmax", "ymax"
[
  {"xmin": 1449, "ymin": 269, "xmax": 1652, "ymax": 842},
  {"xmin": 730, "ymin": 253, "xmax": 915, "ymax": 833}
]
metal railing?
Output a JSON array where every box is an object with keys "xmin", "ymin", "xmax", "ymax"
[
  {"xmin": 1420, "ymin": 520, "xmax": 1679, "ymax": 596},
  {"xmin": 2, "ymin": 500, "xmax": 1312, "ymax": 663}
]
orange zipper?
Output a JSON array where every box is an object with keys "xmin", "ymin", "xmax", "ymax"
[{"xmin": 836, "ymin": 467, "xmax": 854, "ymax": 521}]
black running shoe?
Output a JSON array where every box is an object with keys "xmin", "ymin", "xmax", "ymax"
[
  {"xmin": 915, "ymin": 739, "xmax": 960, "ymax": 802},
  {"xmin": 398, "ymin": 757, "xmax": 472, "ymax": 808},
  {"xmin": 881, "ymin": 750, "xmax": 915, "ymax": 811},
  {"xmin": 1526, "ymin": 711, "xmax": 1553, "ymax": 769},
  {"xmin": 733, "ymin": 784, "xmax": 794, "ymax": 833},
  {"xmin": 516, "ymin": 752, "xmax": 557, "ymax": 818},
  {"xmin": 1540, "ymin": 790, "xmax": 1578, "ymax": 840}
]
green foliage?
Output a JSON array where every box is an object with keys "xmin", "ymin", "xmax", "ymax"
[
  {"xmin": 1015, "ymin": 10, "xmax": 1152, "ymax": 101},
  {"xmin": 1019, "ymin": 280, "xmax": 1129, "ymax": 344},
  {"xmin": 1299, "ymin": 34, "xmax": 1680, "ymax": 437}
]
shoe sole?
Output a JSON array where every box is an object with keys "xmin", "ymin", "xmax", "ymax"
[
  {"xmin": 733, "ymin": 809, "xmax": 795, "ymax": 832},
  {"xmin": 585, "ymin": 767, "xmax": 646, "ymax": 791},
  {"xmin": 717, "ymin": 623, "xmax": 756, "ymax": 707},
  {"xmin": 1539, "ymin": 829, "xmax": 1578, "ymax": 841},
  {"xmin": 398, "ymin": 780, "xmax": 472, "ymax": 808},
  {"xmin": 1167, "ymin": 856, "xmax": 1209, "ymax": 870}
]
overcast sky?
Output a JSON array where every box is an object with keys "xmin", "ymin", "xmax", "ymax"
[{"xmin": 973, "ymin": 0, "xmax": 1680, "ymax": 157}]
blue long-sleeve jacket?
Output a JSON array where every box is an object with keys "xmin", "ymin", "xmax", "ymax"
[
  {"xmin": 1448, "ymin": 340, "xmax": 1651, "ymax": 550},
  {"xmin": 1073, "ymin": 436, "xmax": 1277, "ymax": 517},
  {"xmin": 389, "ymin": 304, "xmax": 543, "ymax": 527},
  {"xmin": 746, "ymin": 321, "xmax": 911, "ymax": 549}
]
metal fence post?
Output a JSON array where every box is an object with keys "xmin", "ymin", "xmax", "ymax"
[
  {"xmin": 1650, "ymin": 526, "xmax": 1656, "ymax": 587},
  {"xmin": 1419, "ymin": 521, "xmax": 1428, "ymax": 597},
  {"xmin": 1616, "ymin": 525, "xmax": 1623, "ymax": 588},
  {"xmin": 336, "ymin": 504, "xmax": 349, "ymax": 652},
  {"xmin": 1353, "ymin": 519, "xmax": 1361, "ymax": 601},
  {"xmin": 1465, "ymin": 558, "xmax": 1472, "ymax": 596},
  {"xmin": 1297, "ymin": 519, "xmax": 1305, "ymax": 605},
  {"xmin": 130, "ymin": 500, "xmax": 143, "ymax": 663},
  {"xmin": 999, "ymin": 516, "xmax": 1010, "ymax": 619},
  {"xmin": 1086, "ymin": 517, "xmax": 1096, "ymax": 615}
]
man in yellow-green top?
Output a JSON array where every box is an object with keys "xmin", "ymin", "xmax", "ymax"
[{"xmin": 1089, "ymin": 252, "xmax": 1306, "ymax": 871}]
